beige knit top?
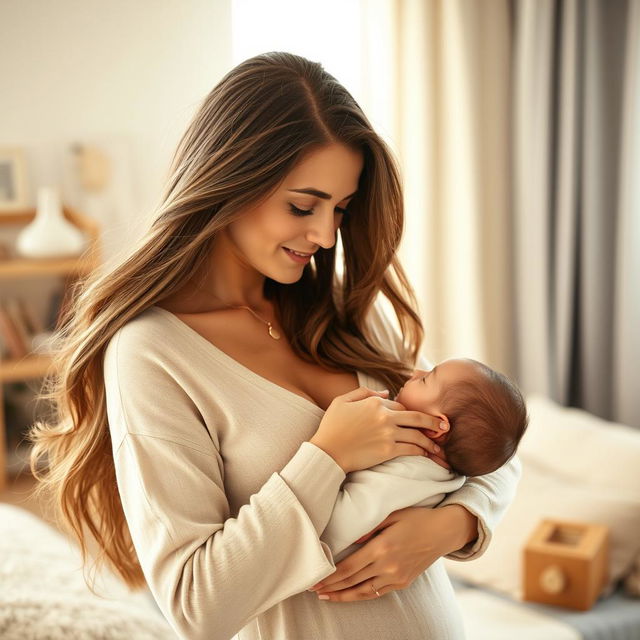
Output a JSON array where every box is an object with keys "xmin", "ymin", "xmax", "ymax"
[{"xmin": 103, "ymin": 296, "xmax": 521, "ymax": 640}]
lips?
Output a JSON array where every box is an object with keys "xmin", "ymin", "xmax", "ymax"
[{"xmin": 283, "ymin": 247, "xmax": 315, "ymax": 257}]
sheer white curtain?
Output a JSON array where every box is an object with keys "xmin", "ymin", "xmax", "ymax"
[
  {"xmin": 358, "ymin": 0, "xmax": 514, "ymax": 377},
  {"xmin": 359, "ymin": 0, "xmax": 640, "ymax": 427}
]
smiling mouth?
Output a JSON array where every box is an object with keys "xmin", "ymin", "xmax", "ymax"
[{"xmin": 283, "ymin": 247, "xmax": 315, "ymax": 257}]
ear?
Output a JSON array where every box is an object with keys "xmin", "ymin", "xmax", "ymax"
[
  {"xmin": 431, "ymin": 414, "xmax": 451, "ymax": 444},
  {"xmin": 431, "ymin": 430, "xmax": 450, "ymax": 444}
]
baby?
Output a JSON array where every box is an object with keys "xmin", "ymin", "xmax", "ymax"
[{"xmin": 320, "ymin": 357, "xmax": 528, "ymax": 562}]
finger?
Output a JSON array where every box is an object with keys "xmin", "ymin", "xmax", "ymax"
[
  {"xmin": 339, "ymin": 386, "xmax": 389, "ymax": 403},
  {"xmin": 321, "ymin": 580, "xmax": 405, "ymax": 601},
  {"xmin": 394, "ymin": 442, "xmax": 441, "ymax": 459},
  {"xmin": 314, "ymin": 561, "xmax": 376, "ymax": 594},
  {"xmin": 354, "ymin": 527, "xmax": 377, "ymax": 544},
  {"xmin": 379, "ymin": 399, "xmax": 406, "ymax": 411},
  {"xmin": 393, "ymin": 430, "xmax": 441, "ymax": 456},
  {"xmin": 310, "ymin": 544, "xmax": 379, "ymax": 591},
  {"xmin": 428, "ymin": 451, "xmax": 452, "ymax": 470},
  {"xmin": 416, "ymin": 426, "xmax": 445, "ymax": 439},
  {"xmin": 317, "ymin": 580, "xmax": 396, "ymax": 602},
  {"xmin": 354, "ymin": 532, "xmax": 373, "ymax": 544},
  {"xmin": 388, "ymin": 409, "xmax": 442, "ymax": 432}
]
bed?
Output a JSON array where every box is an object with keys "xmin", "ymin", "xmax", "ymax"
[{"xmin": 451, "ymin": 577, "xmax": 640, "ymax": 640}]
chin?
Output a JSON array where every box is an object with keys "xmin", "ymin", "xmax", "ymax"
[
  {"xmin": 267, "ymin": 263, "xmax": 310, "ymax": 284},
  {"xmin": 269, "ymin": 270, "xmax": 305, "ymax": 285}
]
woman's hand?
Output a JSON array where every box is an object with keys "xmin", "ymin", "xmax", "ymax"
[
  {"xmin": 310, "ymin": 386, "xmax": 444, "ymax": 474},
  {"xmin": 308, "ymin": 505, "xmax": 478, "ymax": 601}
]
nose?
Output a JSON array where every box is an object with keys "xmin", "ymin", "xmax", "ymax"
[{"xmin": 306, "ymin": 209, "xmax": 340, "ymax": 249}]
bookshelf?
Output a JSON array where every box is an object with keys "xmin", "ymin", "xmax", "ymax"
[{"xmin": 0, "ymin": 206, "xmax": 101, "ymax": 491}]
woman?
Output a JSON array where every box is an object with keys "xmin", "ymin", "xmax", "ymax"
[{"xmin": 29, "ymin": 52, "xmax": 520, "ymax": 640}]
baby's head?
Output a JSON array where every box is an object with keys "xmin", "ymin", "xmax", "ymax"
[{"xmin": 395, "ymin": 358, "xmax": 528, "ymax": 476}]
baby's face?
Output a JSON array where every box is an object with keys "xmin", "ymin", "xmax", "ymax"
[{"xmin": 395, "ymin": 358, "xmax": 478, "ymax": 417}]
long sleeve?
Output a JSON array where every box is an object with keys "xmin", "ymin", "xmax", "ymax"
[
  {"xmin": 103, "ymin": 326, "xmax": 345, "ymax": 640},
  {"xmin": 364, "ymin": 294, "xmax": 523, "ymax": 561},
  {"xmin": 320, "ymin": 456, "xmax": 465, "ymax": 561}
]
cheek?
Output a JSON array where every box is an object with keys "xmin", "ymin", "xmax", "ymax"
[
  {"xmin": 230, "ymin": 214, "xmax": 285, "ymax": 248},
  {"xmin": 258, "ymin": 211, "xmax": 302, "ymax": 245},
  {"xmin": 397, "ymin": 384, "xmax": 418, "ymax": 408},
  {"xmin": 404, "ymin": 384, "xmax": 437, "ymax": 414}
]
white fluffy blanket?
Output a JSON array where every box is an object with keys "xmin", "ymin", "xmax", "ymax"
[{"xmin": 0, "ymin": 503, "xmax": 177, "ymax": 639}]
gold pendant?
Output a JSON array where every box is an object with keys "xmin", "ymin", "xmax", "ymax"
[{"xmin": 268, "ymin": 324, "xmax": 281, "ymax": 340}]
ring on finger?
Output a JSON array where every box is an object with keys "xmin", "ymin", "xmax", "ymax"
[{"xmin": 370, "ymin": 582, "xmax": 381, "ymax": 597}]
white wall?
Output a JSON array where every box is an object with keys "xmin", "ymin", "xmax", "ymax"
[{"xmin": 0, "ymin": 0, "xmax": 232, "ymax": 262}]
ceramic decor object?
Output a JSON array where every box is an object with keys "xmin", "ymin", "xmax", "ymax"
[{"xmin": 16, "ymin": 186, "xmax": 86, "ymax": 258}]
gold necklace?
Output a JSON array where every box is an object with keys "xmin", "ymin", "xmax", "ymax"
[
  {"xmin": 198, "ymin": 288, "xmax": 281, "ymax": 340},
  {"xmin": 228, "ymin": 304, "xmax": 281, "ymax": 340}
]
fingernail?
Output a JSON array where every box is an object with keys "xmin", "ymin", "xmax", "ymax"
[
  {"xmin": 318, "ymin": 595, "xmax": 330, "ymax": 600},
  {"xmin": 380, "ymin": 389, "xmax": 389, "ymax": 395},
  {"xmin": 434, "ymin": 445, "xmax": 440, "ymax": 452},
  {"xmin": 440, "ymin": 421, "xmax": 448, "ymax": 431}
]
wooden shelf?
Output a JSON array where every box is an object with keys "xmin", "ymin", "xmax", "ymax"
[
  {"xmin": 0, "ymin": 256, "xmax": 98, "ymax": 279},
  {"xmin": 0, "ymin": 206, "xmax": 100, "ymax": 279},
  {"xmin": 0, "ymin": 205, "xmax": 101, "ymax": 491},
  {"xmin": 0, "ymin": 353, "xmax": 55, "ymax": 383}
]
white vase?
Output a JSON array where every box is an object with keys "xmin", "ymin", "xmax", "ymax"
[{"xmin": 16, "ymin": 186, "xmax": 87, "ymax": 258}]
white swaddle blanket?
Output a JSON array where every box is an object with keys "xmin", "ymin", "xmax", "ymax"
[{"xmin": 321, "ymin": 455, "xmax": 466, "ymax": 562}]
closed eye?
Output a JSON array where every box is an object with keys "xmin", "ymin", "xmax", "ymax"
[{"xmin": 288, "ymin": 203, "xmax": 350, "ymax": 217}]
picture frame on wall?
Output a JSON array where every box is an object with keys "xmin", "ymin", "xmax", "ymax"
[{"xmin": 0, "ymin": 147, "xmax": 29, "ymax": 214}]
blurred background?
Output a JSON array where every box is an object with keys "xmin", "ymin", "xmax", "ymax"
[{"xmin": 1, "ymin": 1, "xmax": 639, "ymax": 636}]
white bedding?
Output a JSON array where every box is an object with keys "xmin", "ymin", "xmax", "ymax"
[{"xmin": 453, "ymin": 583, "xmax": 581, "ymax": 640}]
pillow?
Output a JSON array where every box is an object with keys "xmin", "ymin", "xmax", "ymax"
[
  {"xmin": 0, "ymin": 504, "xmax": 176, "ymax": 639},
  {"xmin": 517, "ymin": 394, "xmax": 640, "ymax": 499},
  {"xmin": 444, "ymin": 394, "xmax": 640, "ymax": 600}
]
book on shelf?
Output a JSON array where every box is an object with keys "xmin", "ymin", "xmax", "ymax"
[
  {"xmin": 6, "ymin": 297, "xmax": 34, "ymax": 347},
  {"xmin": 17, "ymin": 297, "xmax": 45, "ymax": 335},
  {"xmin": 0, "ymin": 299, "xmax": 30, "ymax": 359},
  {"xmin": 0, "ymin": 295, "xmax": 56, "ymax": 361},
  {"xmin": 46, "ymin": 276, "xmax": 76, "ymax": 332}
]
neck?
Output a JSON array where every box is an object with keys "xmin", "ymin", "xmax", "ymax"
[{"xmin": 194, "ymin": 234, "xmax": 267, "ymax": 309}]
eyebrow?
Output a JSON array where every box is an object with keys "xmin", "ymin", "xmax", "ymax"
[{"xmin": 287, "ymin": 187, "xmax": 358, "ymax": 201}]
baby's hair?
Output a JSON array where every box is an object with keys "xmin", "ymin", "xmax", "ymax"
[{"xmin": 440, "ymin": 360, "xmax": 528, "ymax": 476}]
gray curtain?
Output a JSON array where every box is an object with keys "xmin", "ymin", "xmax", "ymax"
[{"xmin": 513, "ymin": 0, "xmax": 640, "ymax": 427}]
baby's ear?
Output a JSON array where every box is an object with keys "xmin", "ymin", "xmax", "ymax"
[
  {"xmin": 431, "ymin": 414, "xmax": 451, "ymax": 443},
  {"xmin": 431, "ymin": 430, "xmax": 450, "ymax": 444}
]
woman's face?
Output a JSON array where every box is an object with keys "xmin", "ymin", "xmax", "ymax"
[{"xmin": 219, "ymin": 142, "xmax": 364, "ymax": 284}]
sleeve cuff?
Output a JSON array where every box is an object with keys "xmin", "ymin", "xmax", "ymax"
[
  {"xmin": 279, "ymin": 441, "xmax": 346, "ymax": 536},
  {"xmin": 440, "ymin": 486, "xmax": 494, "ymax": 561}
]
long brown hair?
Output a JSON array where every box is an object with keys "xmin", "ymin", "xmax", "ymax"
[{"xmin": 28, "ymin": 51, "xmax": 424, "ymax": 591}]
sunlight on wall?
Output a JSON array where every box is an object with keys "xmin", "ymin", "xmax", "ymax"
[
  {"xmin": 231, "ymin": 0, "xmax": 364, "ymax": 103},
  {"xmin": 231, "ymin": 0, "xmax": 366, "ymax": 279}
]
